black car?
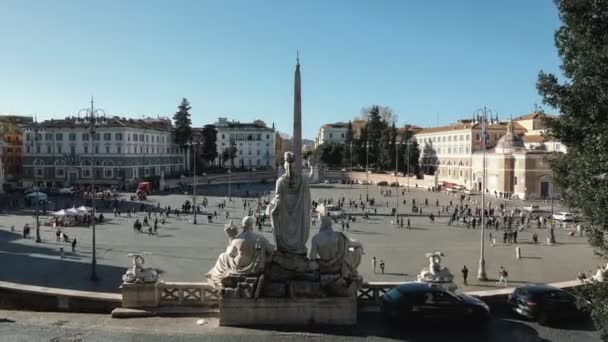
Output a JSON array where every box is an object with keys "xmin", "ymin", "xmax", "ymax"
[
  {"xmin": 507, "ymin": 284, "xmax": 587, "ymax": 325},
  {"xmin": 381, "ymin": 282, "xmax": 490, "ymax": 325}
]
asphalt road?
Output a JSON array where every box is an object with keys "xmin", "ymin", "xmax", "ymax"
[{"xmin": 0, "ymin": 308, "xmax": 600, "ymax": 342}]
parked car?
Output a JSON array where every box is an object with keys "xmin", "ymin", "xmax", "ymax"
[
  {"xmin": 376, "ymin": 181, "xmax": 389, "ymax": 186},
  {"xmin": 381, "ymin": 282, "xmax": 490, "ymax": 325},
  {"xmin": 552, "ymin": 212, "xmax": 574, "ymax": 222},
  {"xmin": 523, "ymin": 205, "xmax": 541, "ymax": 212},
  {"xmin": 507, "ymin": 284, "xmax": 588, "ymax": 325}
]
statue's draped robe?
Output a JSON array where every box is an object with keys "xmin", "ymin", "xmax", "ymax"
[
  {"xmin": 271, "ymin": 174, "xmax": 311, "ymax": 255},
  {"xmin": 206, "ymin": 230, "xmax": 274, "ymax": 288},
  {"xmin": 309, "ymin": 229, "xmax": 363, "ymax": 276}
]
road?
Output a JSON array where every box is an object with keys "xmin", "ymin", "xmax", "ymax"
[{"xmin": 0, "ymin": 308, "xmax": 600, "ymax": 342}]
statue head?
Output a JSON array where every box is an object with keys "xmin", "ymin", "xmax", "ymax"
[
  {"xmin": 284, "ymin": 152, "xmax": 295, "ymax": 177},
  {"xmin": 241, "ymin": 216, "xmax": 256, "ymax": 231},
  {"xmin": 319, "ymin": 215, "xmax": 334, "ymax": 231}
]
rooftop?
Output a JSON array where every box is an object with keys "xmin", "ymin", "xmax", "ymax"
[
  {"xmin": 416, "ymin": 121, "xmax": 525, "ymax": 135},
  {"xmin": 25, "ymin": 116, "xmax": 174, "ymax": 131}
]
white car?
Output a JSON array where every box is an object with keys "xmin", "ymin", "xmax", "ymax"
[
  {"xmin": 523, "ymin": 205, "xmax": 541, "ymax": 212},
  {"xmin": 552, "ymin": 212, "xmax": 574, "ymax": 222}
]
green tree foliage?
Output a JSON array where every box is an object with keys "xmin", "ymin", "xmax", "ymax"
[
  {"xmin": 537, "ymin": 1, "xmax": 608, "ymax": 338},
  {"xmin": 200, "ymin": 125, "xmax": 218, "ymax": 166},
  {"xmin": 400, "ymin": 126, "xmax": 421, "ymax": 176},
  {"xmin": 420, "ymin": 142, "xmax": 438, "ymax": 175},
  {"xmin": 378, "ymin": 123, "xmax": 396, "ymax": 171},
  {"xmin": 343, "ymin": 121, "xmax": 354, "ymax": 167},
  {"xmin": 364, "ymin": 105, "xmax": 388, "ymax": 168},
  {"xmin": 312, "ymin": 143, "xmax": 344, "ymax": 168},
  {"xmin": 173, "ymin": 98, "xmax": 193, "ymax": 147},
  {"xmin": 221, "ymin": 142, "xmax": 237, "ymax": 168}
]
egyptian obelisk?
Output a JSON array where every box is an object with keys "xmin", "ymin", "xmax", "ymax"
[{"xmin": 293, "ymin": 52, "xmax": 302, "ymax": 174}]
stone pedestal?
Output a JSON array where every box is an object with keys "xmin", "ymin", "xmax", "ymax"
[
  {"xmin": 120, "ymin": 282, "xmax": 158, "ymax": 308},
  {"xmin": 219, "ymin": 296, "xmax": 357, "ymax": 326}
]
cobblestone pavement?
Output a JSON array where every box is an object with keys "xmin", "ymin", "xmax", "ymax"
[
  {"xmin": 0, "ymin": 183, "xmax": 598, "ymax": 293},
  {"xmin": 0, "ymin": 308, "xmax": 601, "ymax": 342}
]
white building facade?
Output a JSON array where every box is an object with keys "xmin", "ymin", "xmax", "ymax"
[
  {"xmin": 213, "ymin": 117, "xmax": 276, "ymax": 169},
  {"xmin": 22, "ymin": 116, "xmax": 184, "ymax": 188},
  {"xmin": 314, "ymin": 122, "xmax": 349, "ymax": 148}
]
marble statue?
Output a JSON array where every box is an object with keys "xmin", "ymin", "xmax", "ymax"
[
  {"xmin": 206, "ymin": 216, "xmax": 275, "ymax": 289},
  {"xmin": 309, "ymin": 215, "xmax": 364, "ymax": 276},
  {"xmin": 416, "ymin": 252, "xmax": 457, "ymax": 292},
  {"xmin": 270, "ymin": 151, "xmax": 311, "ymax": 255},
  {"xmin": 122, "ymin": 252, "xmax": 159, "ymax": 283}
]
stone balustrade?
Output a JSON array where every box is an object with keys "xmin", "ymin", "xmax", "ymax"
[{"xmin": 157, "ymin": 281, "xmax": 219, "ymax": 306}]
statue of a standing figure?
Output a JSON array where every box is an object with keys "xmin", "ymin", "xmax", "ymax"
[{"xmin": 271, "ymin": 152, "xmax": 311, "ymax": 255}]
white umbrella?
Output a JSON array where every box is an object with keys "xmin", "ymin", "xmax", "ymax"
[
  {"xmin": 25, "ymin": 191, "xmax": 48, "ymax": 200},
  {"xmin": 51, "ymin": 209, "xmax": 66, "ymax": 217},
  {"xmin": 65, "ymin": 207, "xmax": 79, "ymax": 216},
  {"xmin": 76, "ymin": 205, "xmax": 92, "ymax": 213}
]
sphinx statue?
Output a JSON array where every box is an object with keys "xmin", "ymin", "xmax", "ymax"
[
  {"xmin": 122, "ymin": 252, "xmax": 159, "ymax": 283},
  {"xmin": 309, "ymin": 215, "xmax": 364, "ymax": 296},
  {"xmin": 416, "ymin": 252, "xmax": 457, "ymax": 292},
  {"xmin": 206, "ymin": 216, "xmax": 275, "ymax": 289}
]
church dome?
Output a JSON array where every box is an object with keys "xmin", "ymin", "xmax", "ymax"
[{"xmin": 495, "ymin": 121, "xmax": 525, "ymax": 154}]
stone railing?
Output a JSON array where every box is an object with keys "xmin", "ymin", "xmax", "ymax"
[
  {"xmin": 358, "ymin": 281, "xmax": 399, "ymax": 305},
  {"xmin": 157, "ymin": 281, "xmax": 219, "ymax": 306}
]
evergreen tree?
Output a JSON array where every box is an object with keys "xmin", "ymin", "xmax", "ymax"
[
  {"xmin": 537, "ymin": 1, "xmax": 608, "ymax": 337},
  {"xmin": 200, "ymin": 124, "xmax": 218, "ymax": 167},
  {"xmin": 365, "ymin": 105, "xmax": 387, "ymax": 168},
  {"xmin": 173, "ymin": 98, "xmax": 193, "ymax": 147},
  {"xmin": 378, "ymin": 123, "xmax": 396, "ymax": 171},
  {"xmin": 343, "ymin": 121, "xmax": 354, "ymax": 167},
  {"xmin": 420, "ymin": 142, "xmax": 438, "ymax": 175},
  {"xmin": 400, "ymin": 126, "xmax": 421, "ymax": 176}
]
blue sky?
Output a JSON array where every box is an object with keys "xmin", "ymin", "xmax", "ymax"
[{"xmin": 0, "ymin": 0, "xmax": 561, "ymax": 139}]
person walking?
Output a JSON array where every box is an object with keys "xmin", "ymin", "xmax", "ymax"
[
  {"xmin": 461, "ymin": 265, "xmax": 469, "ymax": 285},
  {"xmin": 407, "ymin": 218, "xmax": 411, "ymax": 229},
  {"xmin": 380, "ymin": 260, "xmax": 385, "ymax": 274},
  {"xmin": 497, "ymin": 266, "xmax": 509, "ymax": 286},
  {"xmin": 372, "ymin": 256, "xmax": 377, "ymax": 273},
  {"xmin": 71, "ymin": 238, "xmax": 77, "ymax": 252}
]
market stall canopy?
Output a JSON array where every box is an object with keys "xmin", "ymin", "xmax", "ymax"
[
  {"xmin": 25, "ymin": 191, "xmax": 48, "ymax": 200},
  {"xmin": 66, "ymin": 207, "xmax": 79, "ymax": 216},
  {"xmin": 76, "ymin": 206, "xmax": 92, "ymax": 213},
  {"xmin": 51, "ymin": 209, "xmax": 66, "ymax": 217}
]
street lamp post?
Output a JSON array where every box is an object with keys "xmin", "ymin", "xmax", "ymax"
[
  {"xmin": 406, "ymin": 139, "xmax": 411, "ymax": 192},
  {"xmin": 78, "ymin": 98, "xmax": 106, "ymax": 282},
  {"xmin": 394, "ymin": 141, "xmax": 402, "ymax": 225},
  {"xmin": 31, "ymin": 122, "xmax": 41, "ymax": 243},
  {"xmin": 350, "ymin": 142, "xmax": 353, "ymax": 188},
  {"xmin": 365, "ymin": 142, "xmax": 370, "ymax": 202},
  {"xmin": 476, "ymin": 107, "xmax": 491, "ymax": 281},
  {"xmin": 192, "ymin": 138, "xmax": 198, "ymax": 224}
]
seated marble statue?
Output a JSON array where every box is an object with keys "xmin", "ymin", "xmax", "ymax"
[
  {"xmin": 309, "ymin": 215, "xmax": 364, "ymax": 278},
  {"xmin": 206, "ymin": 216, "xmax": 275, "ymax": 288}
]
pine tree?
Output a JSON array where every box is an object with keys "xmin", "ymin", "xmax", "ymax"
[
  {"xmin": 420, "ymin": 142, "xmax": 438, "ymax": 175},
  {"xmin": 200, "ymin": 124, "xmax": 218, "ymax": 167},
  {"xmin": 343, "ymin": 121, "xmax": 354, "ymax": 167},
  {"xmin": 365, "ymin": 105, "xmax": 387, "ymax": 168},
  {"xmin": 173, "ymin": 98, "xmax": 193, "ymax": 147},
  {"xmin": 537, "ymin": 2, "xmax": 608, "ymax": 338}
]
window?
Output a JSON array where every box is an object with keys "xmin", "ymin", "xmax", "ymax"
[
  {"xmin": 329, "ymin": 133, "xmax": 333, "ymax": 138},
  {"xmin": 466, "ymin": 134, "xmax": 470, "ymax": 140},
  {"xmin": 69, "ymin": 133, "xmax": 76, "ymax": 141},
  {"xmin": 95, "ymin": 145, "xmax": 99, "ymax": 154},
  {"xmin": 104, "ymin": 169, "xmax": 113, "ymax": 178},
  {"xmin": 341, "ymin": 133, "xmax": 345, "ymax": 138},
  {"xmin": 84, "ymin": 145, "xmax": 88, "ymax": 154},
  {"xmin": 133, "ymin": 134, "xmax": 138, "ymax": 142},
  {"xmin": 222, "ymin": 134, "xmax": 225, "ymax": 139},
  {"xmin": 70, "ymin": 146, "xmax": 76, "ymax": 155},
  {"xmin": 105, "ymin": 146, "xmax": 110, "ymax": 154},
  {"xmin": 103, "ymin": 133, "xmax": 111, "ymax": 141},
  {"xmin": 117, "ymin": 146, "xmax": 122, "ymax": 154},
  {"xmin": 47, "ymin": 145, "xmax": 51, "ymax": 153},
  {"xmin": 115, "ymin": 133, "xmax": 123, "ymax": 140},
  {"xmin": 56, "ymin": 168, "xmax": 64, "ymax": 178},
  {"xmin": 94, "ymin": 133, "xmax": 100, "ymax": 140},
  {"xmin": 476, "ymin": 134, "xmax": 481, "ymax": 141},
  {"xmin": 514, "ymin": 176, "xmax": 518, "ymax": 185},
  {"xmin": 36, "ymin": 145, "xmax": 41, "ymax": 153},
  {"xmin": 56, "ymin": 145, "xmax": 62, "ymax": 153},
  {"xmin": 266, "ymin": 134, "xmax": 270, "ymax": 139},
  {"xmin": 256, "ymin": 150, "xmax": 260, "ymax": 155},
  {"xmin": 45, "ymin": 133, "xmax": 53, "ymax": 140},
  {"xmin": 55, "ymin": 133, "xmax": 63, "ymax": 141},
  {"xmin": 139, "ymin": 134, "xmax": 144, "ymax": 141}
]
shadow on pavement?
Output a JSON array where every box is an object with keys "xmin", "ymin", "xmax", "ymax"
[{"xmin": 0, "ymin": 230, "xmax": 123, "ymax": 293}]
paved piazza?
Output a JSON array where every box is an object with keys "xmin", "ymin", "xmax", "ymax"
[{"xmin": 0, "ymin": 183, "xmax": 600, "ymax": 293}]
